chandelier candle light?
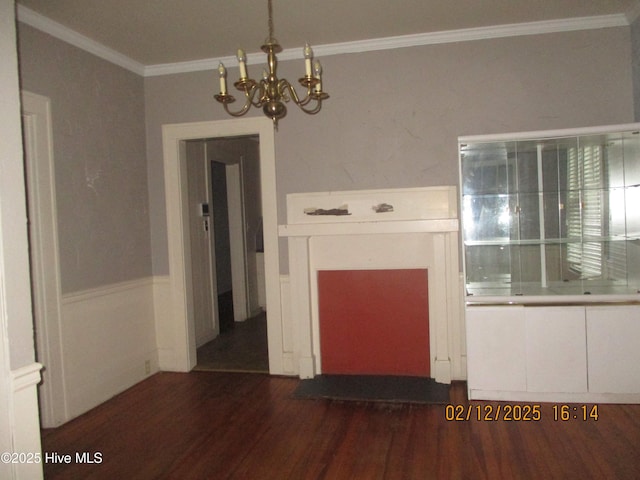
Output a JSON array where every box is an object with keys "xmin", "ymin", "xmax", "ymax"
[{"xmin": 215, "ymin": 0, "xmax": 329, "ymax": 128}]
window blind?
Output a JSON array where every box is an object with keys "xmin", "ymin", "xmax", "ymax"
[{"xmin": 566, "ymin": 144, "xmax": 603, "ymax": 278}]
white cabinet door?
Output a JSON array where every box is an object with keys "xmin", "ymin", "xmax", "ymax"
[
  {"xmin": 587, "ymin": 306, "xmax": 640, "ymax": 394},
  {"xmin": 524, "ymin": 307, "xmax": 587, "ymax": 393},
  {"xmin": 466, "ymin": 306, "xmax": 526, "ymax": 392}
]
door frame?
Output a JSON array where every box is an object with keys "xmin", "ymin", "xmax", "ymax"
[
  {"xmin": 21, "ymin": 91, "xmax": 68, "ymax": 427},
  {"xmin": 161, "ymin": 117, "xmax": 282, "ymax": 373}
]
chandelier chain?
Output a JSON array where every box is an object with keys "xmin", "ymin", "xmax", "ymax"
[{"xmin": 267, "ymin": 0, "xmax": 275, "ymax": 42}]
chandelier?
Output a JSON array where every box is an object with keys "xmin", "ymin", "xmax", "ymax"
[{"xmin": 214, "ymin": 0, "xmax": 329, "ymax": 128}]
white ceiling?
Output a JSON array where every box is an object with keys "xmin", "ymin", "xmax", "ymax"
[{"xmin": 16, "ymin": 0, "xmax": 640, "ymax": 67}]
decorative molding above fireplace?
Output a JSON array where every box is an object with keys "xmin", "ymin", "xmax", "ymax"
[{"xmin": 279, "ymin": 186, "xmax": 465, "ymax": 383}]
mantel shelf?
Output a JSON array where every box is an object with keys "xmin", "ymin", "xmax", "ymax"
[{"xmin": 278, "ymin": 218, "xmax": 459, "ymax": 237}]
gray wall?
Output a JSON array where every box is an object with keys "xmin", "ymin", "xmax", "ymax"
[
  {"xmin": 18, "ymin": 25, "xmax": 151, "ymax": 293},
  {"xmin": 145, "ymin": 27, "xmax": 634, "ymax": 274},
  {"xmin": 17, "ymin": 21, "xmax": 635, "ymax": 281}
]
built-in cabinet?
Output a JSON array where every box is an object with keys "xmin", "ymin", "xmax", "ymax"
[
  {"xmin": 587, "ymin": 305, "xmax": 640, "ymax": 394},
  {"xmin": 460, "ymin": 124, "xmax": 640, "ymax": 298},
  {"xmin": 460, "ymin": 123, "xmax": 640, "ymax": 403},
  {"xmin": 467, "ymin": 305, "xmax": 640, "ymax": 402}
]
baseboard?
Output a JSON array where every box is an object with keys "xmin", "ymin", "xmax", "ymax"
[{"xmin": 152, "ymin": 275, "xmax": 182, "ymax": 371}]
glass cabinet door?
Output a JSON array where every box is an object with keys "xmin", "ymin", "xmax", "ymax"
[
  {"xmin": 461, "ymin": 142, "xmax": 518, "ymax": 294},
  {"xmin": 460, "ymin": 126, "xmax": 640, "ymax": 297}
]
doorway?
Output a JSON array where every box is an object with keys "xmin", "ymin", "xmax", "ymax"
[
  {"xmin": 185, "ymin": 135, "xmax": 268, "ymax": 372},
  {"xmin": 207, "ymin": 137, "xmax": 264, "ymax": 329},
  {"xmin": 161, "ymin": 117, "xmax": 283, "ymax": 375}
]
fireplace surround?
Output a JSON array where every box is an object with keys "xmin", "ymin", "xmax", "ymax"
[{"xmin": 279, "ymin": 186, "xmax": 465, "ymax": 383}]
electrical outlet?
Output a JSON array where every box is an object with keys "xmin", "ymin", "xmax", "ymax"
[{"xmin": 145, "ymin": 360, "xmax": 151, "ymax": 375}]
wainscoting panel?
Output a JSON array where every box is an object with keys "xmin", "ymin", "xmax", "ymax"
[
  {"xmin": 61, "ymin": 278, "xmax": 158, "ymax": 420},
  {"xmin": 152, "ymin": 275, "xmax": 180, "ymax": 371},
  {"xmin": 279, "ymin": 274, "xmax": 297, "ymax": 375}
]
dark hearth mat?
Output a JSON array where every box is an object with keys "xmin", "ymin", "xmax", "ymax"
[{"xmin": 293, "ymin": 374, "xmax": 450, "ymax": 404}]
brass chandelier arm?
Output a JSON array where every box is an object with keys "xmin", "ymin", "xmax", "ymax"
[
  {"xmin": 216, "ymin": 78, "xmax": 327, "ymax": 119},
  {"xmin": 215, "ymin": 89, "xmax": 254, "ymax": 118},
  {"xmin": 280, "ymin": 79, "xmax": 312, "ymax": 107},
  {"xmin": 250, "ymin": 84, "xmax": 267, "ymax": 108},
  {"xmin": 296, "ymin": 97, "xmax": 324, "ymax": 115},
  {"xmin": 220, "ymin": 98, "xmax": 252, "ymax": 117},
  {"xmin": 215, "ymin": 81, "xmax": 268, "ymax": 117},
  {"xmin": 279, "ymin": 80, "xmax": 326, "ymax": 114}
]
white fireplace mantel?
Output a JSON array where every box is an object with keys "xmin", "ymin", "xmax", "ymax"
[
  {"xmin": 278, "ymin": 218, "xmax": 459, "ymax": 237},
  {"xmin": 278, "ymin": 186, "xmax": 465, "ymax": 383}
]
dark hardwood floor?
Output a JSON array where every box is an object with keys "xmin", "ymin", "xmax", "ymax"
[{"xmin": 41, "ymin": 372, "xmax": 640, "ymax": 479}]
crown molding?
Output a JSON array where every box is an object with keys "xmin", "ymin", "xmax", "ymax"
[
  {"xmin": 144, "ymin": 14, "xmax": 628, "ymax": 77},
  {"xmin": 16, "ymin": 5, "xmax": 628, "ymax": 79},
  {"xmin": 16, "ymin": 5, "xmax": 145, "ymax": 76},
  {"xmin": 315, "ymin": 14, "xmax": 628, "ymax": 57}
]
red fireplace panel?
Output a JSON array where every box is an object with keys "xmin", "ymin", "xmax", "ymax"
[{"xmin": 318, "ymin": 269, "xmax": 430, "ymax": 377}]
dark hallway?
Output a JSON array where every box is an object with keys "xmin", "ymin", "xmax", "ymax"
[{"xmin": 195, "ymin": 311, "xmax": 268, "ymax": 373}]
